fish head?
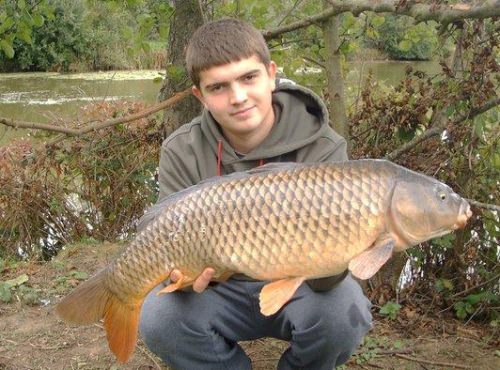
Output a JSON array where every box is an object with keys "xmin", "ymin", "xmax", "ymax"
[{"xmin": 390, "ymin": 174, "xmax": 472, "ymax": 249}]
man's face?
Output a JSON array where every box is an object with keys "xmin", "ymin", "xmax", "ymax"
[{"xmin": 192, "ymin": 55, "xmax": 277, "ymax": 141}]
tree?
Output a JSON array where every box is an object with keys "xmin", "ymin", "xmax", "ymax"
[{"xmin": 158, "ymin": 0, "xmax": 205, "ymax": 137}]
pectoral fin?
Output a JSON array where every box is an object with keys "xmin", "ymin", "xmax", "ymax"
[
  {"xmin": 259, "ymin": 277, "xmax": 305, "ymax": 316},
  {"xmin": 157, "ymin": 271, "xmax": 195, "ymax": 294},
  {"xmin": 348, "ymin": 238, "xmax": 394, "ymax": 280}
]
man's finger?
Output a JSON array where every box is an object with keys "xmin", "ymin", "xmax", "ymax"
[
  {"xmin": 193, "ymin": 268, "xmax": 216, "ymax": 293},
  {"xmin": 170, "ymin": 269, "xmax": 182, "ymax": 282}
]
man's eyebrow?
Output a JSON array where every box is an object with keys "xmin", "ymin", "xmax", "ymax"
[{"xmin": 238, "ymin": 69, "xmax": 261, "ymax": 79}]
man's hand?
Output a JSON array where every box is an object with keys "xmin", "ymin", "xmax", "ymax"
[{"xmin": 170, "ymin": 267, "xmax": 216, "ymax": 293}]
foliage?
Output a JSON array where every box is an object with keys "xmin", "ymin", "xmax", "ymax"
[
  {"xmin": 0, "ymin": 0, "xmax": 91, "ymax": 72},
  {"xmin": 0, "ymin": 101, "xmax": 161, "ymax": 259},
  {"xmin": 366, "ymin": 14, "xmax": 439, "ymax": 60},
  {"xmin": 0, "ymin": 273, "xmax": 40, "ymax": 304},
  {"xmin": 0, "ymin": 0, "xmax": 54, "ymax": 59},
  {"xmin": 350, "ymin": 19, "xmax": 499, "ymax": 321},
  {"xmin": 380, "ymin": 301, "xmax": 402, "ymax": 320},
  {"xmin": 0, "ymin": 0, "xmax": 172, "ymax": 71}
]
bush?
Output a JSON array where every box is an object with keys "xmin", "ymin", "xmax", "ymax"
[
  {"xmin": 0, "ymin": 101, "xmax": 161, "ymax": 259},
  {"xmin": 0, "ymin": 1, "xmax": 91, "ymax": 72}
]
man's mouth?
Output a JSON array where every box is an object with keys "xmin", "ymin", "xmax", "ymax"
[{"xmin": 231, "ymin": 106, "xmax": 255, "ymax": 116}]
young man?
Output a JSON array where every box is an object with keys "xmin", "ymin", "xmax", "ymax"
[{"xmin": 139, "ymin": 18, "xmax": 372, "ymax": 370}]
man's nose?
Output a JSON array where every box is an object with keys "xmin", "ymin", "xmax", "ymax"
[{"xmin": 229, "ymin": 84, "xmax": 247, "ymax": 105}]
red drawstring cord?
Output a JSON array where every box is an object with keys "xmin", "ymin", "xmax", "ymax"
[{"xmin": 217, "ymin": 139, "xmax": 223, "ymax": 176}]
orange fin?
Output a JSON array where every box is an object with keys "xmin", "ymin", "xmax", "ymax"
[
  {"xmin": 259, "ymin": 277, "xmax": 305, "ymax": 316},
  {"xmin": 104, "ymin": 296, "xmax": 141, "ymax": 363},
  {"xmin": 56, "ymin": 268, "xmax": 141, "ymax": 363},
  {"xmin": 157, "ymin": 271, "xmax": 195, "ymax": 294},
  {"xmin": 56, "ymin": 269, "xmax": 109, "ymax": 324},
  {"xmin": 348, "ymin": 238, "xmax": 394, "ymax": 280}
]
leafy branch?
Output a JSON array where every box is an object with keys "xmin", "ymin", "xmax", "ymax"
[{"xmin": 262, "ymin": 0, "xmax": 500, "ymax": 40}]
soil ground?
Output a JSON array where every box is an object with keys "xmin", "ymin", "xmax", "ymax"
[{"xmin": 1, "ymin": 242, "xmax": 498, "ymax": 370}]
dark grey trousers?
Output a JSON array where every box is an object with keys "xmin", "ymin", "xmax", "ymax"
[{"xmin": 140, "ymin": 275, "xmax": 372, "ymax": 370}]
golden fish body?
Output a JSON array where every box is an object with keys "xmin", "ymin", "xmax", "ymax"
[{"xmin": 57, "ymin": 159, "xmax": 472, "ymax": 363}]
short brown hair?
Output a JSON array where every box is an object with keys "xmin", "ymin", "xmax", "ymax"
[{"xmin": 186, "ymin": 18, "xmax": 271, "ymax": 87}]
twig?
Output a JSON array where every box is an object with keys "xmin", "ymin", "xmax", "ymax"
[
  {"xmin": 466, "ymin": 199, "xmax": 500, "ymax": 213},
  {"xmin": 376, "ymin": 348, "xmax": 413, "ymax": 355},
  {"xmin": 137, "ymin": 342, "xmax": 163, "ymax": 370},
  {"xmin": 302, "ymin": 56, "xmax": 326, "ymax": 69},
  {"xmin": 385, "ymin": 97, "xmax": 500, "ymax": 161},
  {"xmin": 394, "ymin": 353, "xmax": 471, "ymax": 369},
  {"xmin": 0, "ymin": 88, "xmax": 191, "ymax": 137},
  {"xmin": 451, "ymin": 273, "xmax": 500, "ymax": 299},
  {"xmin": 28, "ymin": 341, "xmax": 63, "ymax": 350}
]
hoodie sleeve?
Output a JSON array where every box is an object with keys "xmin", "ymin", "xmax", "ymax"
[
  {"xmin": 157, "ymin": 144, "xmax": 199, "ymax": 201},
  {"xmin": 136, "ymin": 138, "xmax": 200, "ymax": 232}
]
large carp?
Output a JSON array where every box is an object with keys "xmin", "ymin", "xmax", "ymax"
[{"xmin": 56, "ymin": 159, "xmax": 472, "ymax": 363}]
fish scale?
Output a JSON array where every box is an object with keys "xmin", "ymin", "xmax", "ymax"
[
  {"xmin": 110, "ymin": 161, "xmax": 391, "ymax": 290},
  {"xmin": 57, "ymin": 159, "xmax": 472, "ymax": 363}
]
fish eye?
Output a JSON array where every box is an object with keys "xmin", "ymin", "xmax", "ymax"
[{"xmin": 439, "ymin": 193, "xmax": 447, "ymax": 201}]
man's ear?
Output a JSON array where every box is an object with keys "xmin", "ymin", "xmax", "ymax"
[
  {"xmin": 192, "ymin": 85, "xmax": 207, "ymax": 108},
  {"xmin": 268, "ymin": 61, "xmax": 277, "ymax": 91}
]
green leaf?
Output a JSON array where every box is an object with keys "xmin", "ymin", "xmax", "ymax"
[
  {"xmin": 372, "ymin": 15, "xmax": 385, "ymax": 27},
  {"xmin": 380, "ymin": 301, "xmax": 401, "ymax": 320},
  {"xmin": 18, "ymin": 0, "xmax": 27, "ymax": 11},
  {"xmin": 4, "ymin": 274, "xmax": 29, "ymax": 288},
  {"xmin": 17, "ymin": 29, "xmax": 32, "ymax": 44},
  {"xmin": 0, "ymin": 17, "xmax": 15, "ymax": 33},
  {"xmin": 0, "ymin": 283, "xmax": 12, "ymax": 303},
  {"xmin": 393, "ymin": 340, "xmax": 403, "ymax": 349},
  {"xmin": 142, "ymin": 42, "xmax": 151, "ymax": 53},
  {"xmin": 435, "ymin": 278, "xmax": 454, "ymax": 292},
  {"xmin": 398, "ymin": 40, "xmax": 412, "ymax": 52},
  {"xmin": 0, "ymin": 39, "xmax": 15, "ymax": 58},
  {"xmin": 33, "ymin": 14, "xmax": 44, "ymax": 27},
  {"xmin": 69, "ymin": 271, "xmax": 88, "ymax": 280}
]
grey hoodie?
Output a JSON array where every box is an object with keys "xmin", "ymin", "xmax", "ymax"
[{"xmin": 141, "ymin": 79, "xmax": 349, "ymax": 290}]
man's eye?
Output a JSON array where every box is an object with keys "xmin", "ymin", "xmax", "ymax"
[
  {"xmin": 245, "ymin": 74, "xmax": 257, "ymax": 81},
  {"xmin": 210, "ymin": 85, "xmax": 222, "ymax": 92}
]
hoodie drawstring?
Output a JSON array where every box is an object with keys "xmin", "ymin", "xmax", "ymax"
[
  {"xmin": 217, "ymin": 139, "xmax": 223, "ymax": 177},
  {"xmin": 216, "ymin": 138, "xmax": 265, "ymax": 176}
]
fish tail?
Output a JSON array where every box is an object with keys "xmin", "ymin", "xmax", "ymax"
[{"xmin": 56, "ymin": 269, "xmax": 141, "ymax": 363}]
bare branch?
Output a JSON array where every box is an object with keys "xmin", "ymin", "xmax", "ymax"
[
  {"xmin": 385, "ymin": 97, "xmax": 500, "ymax": 161},
  {"xmin": 394, "ymin": 353, "xmax": 472, "ymax": 369},
  {"xmin": 0, "ymin": 88, "xmax": 191, "ymax": 137},
  {"xmin": 466, "ymin": 199, "xmax": 500, "ymax": 213},
  {"xmin": 262, "ymin": 0, "xmax": 500, "ymax": 40}
]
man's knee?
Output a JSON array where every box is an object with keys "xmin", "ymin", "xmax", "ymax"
[{"xmin": 286, "ymin": 276, "xmax": 373, "ymax": 353}]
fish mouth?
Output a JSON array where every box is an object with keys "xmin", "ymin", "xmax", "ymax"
[{"xmin": 453, "ymin": 200, "xmax": 472, "ymax": 230}]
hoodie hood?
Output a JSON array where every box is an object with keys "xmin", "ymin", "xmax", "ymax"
[{"xmin": 200, "ymin": 79, "xmax": 331, "ymax": 164}]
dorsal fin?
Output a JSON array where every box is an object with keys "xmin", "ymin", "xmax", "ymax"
[{"xmin": 244, "ymin": 162, "xmax": 301, "ymax": 175}]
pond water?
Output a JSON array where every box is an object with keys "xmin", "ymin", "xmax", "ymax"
[{"xmin": 0, "ymin": 61, "xmax": 442, "ymax": 146}]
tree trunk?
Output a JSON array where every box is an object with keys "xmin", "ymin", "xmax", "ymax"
[
  {"xmin": 321, "ymin": 7, "xmax": 350, "ymax": 152},
  {"xmin": 159, "ymin": 0, "xmax": 205, "ymax": 138}
]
